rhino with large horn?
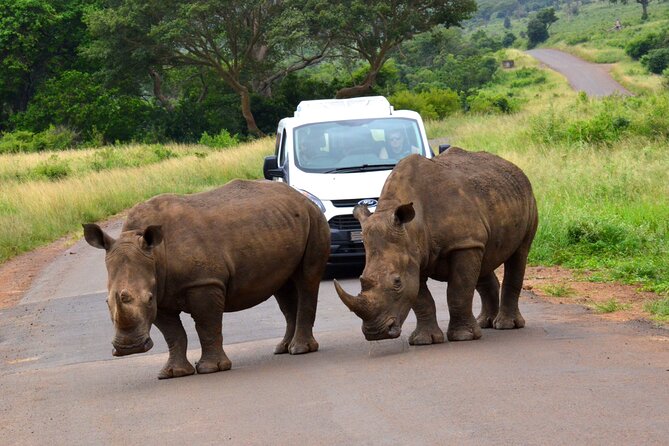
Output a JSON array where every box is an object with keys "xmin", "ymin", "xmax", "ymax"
[
  {"xmin": 84, "ymin": 179, "xmax": 330, "ymax": 379},
  {"xmin": 335, "ymin": 147, "xmax": 538, "ymax": 344}
]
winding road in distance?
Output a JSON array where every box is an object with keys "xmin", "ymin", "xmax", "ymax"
[{"xmin": 527, "ymin": 48, "xmax": 632, "ymax": 97}]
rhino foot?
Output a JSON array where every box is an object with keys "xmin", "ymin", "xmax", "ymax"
[
  {"xmin": 196, "ymin": 356, "xmax": 232, "ymax": 374},
  {"xmin": 493, "ymin": 313, "xmax": 525, "ymax": 330},
  {"xmin": 409, "ymin": 326, "xmax": 445, "ymax": 345},
  {"xmin": 288, "ymin": 337, "xmax": 319, "ymax": 355},
  {"xmin": 476, "ymin": 314, "xmax": 495, "ymax": 329},
  {"xmin": 447, "ymin": 324, "xmax": 482, "ymax": 342},
  {"xmin": 274, "ymin": 341, "xmax": 290, "ymax": 355},
  {"xmin": 158, "ymin": 362, "xmax": 196, "ymax": 380}
]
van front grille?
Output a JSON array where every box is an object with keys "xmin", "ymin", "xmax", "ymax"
[{"xmin": 328, "ymin": 215, "xmax": 361, "ymax": 231}]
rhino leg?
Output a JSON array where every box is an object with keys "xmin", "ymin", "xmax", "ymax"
[
  {"xmin": 274, "ymin": 283, "xmax": 298, "ymax": 354},
  {"xmin": 476, "ymin": 272, "xmax": 500, "ymax": 329},
  {"xmin": 409, "ymin": 281, "xmax": 444, "ymax": 345},
  {"xmin": 153, "ymin": 312, "xmax": 196, "ymax": 379},
  {"xmin": 494, "ymin": 248, "xmax": 528, "ymax": 330},
  {"xmin": 446, "ymin": 249, "xmax": 483, "ymax": 342},
  {"xmin": 190, "ymin": 288, "xmax": 231, "ymax": 374},
  {"xmin": 289, "ymin": 276, "xmax": 319, "ymax": 355}
]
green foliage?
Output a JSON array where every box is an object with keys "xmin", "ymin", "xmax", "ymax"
[
  {"xmin": 625, "ymin": 30, "xmax": 666, "ymax": 60},
  {"xmin": 528, "ymin": 94, "xmax": 669, "ymax": 145},
  {"xmin": 644, "ymin": 297, "xmax": 669, "ymax": 321},
  {"xmin": 542, "ymin": 283, "xmax": 575, "ymax": 297},
  {"xmin": 13, "ymin": 70, "xmax": 157, "ymax": 144},
  {"xmin": 198, "ymin": 129, "xmax": 240, "ymax": 149},
  {"xmin": 467, "ymin": 91, "xmax": 519, "ymax": 114},
  {"xmin": 641, "ymin": 47, "xmax": 669, "ymax": 74},
  {"xmin": 527, "ymin": 17, "xmax": 549, "ymax": 48},
  {"xmin": 592, "ymin": 299, "xmax": 631, "ymax": 314},
  {"xmin": 389, "ymin": 88, "xmax": 460, "ymax": 120},
  {"xmin": 33, "ymin": 155, "xmax": 72, "ymax": 180},
  {"xmin": 0, "ymin": 126, "xmax": 78, "ymax": 153}
]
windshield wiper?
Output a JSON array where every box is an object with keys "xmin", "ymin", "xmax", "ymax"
[{"xmin": 324, "ymin": 164, "xmax": 396, "ymax": 173}]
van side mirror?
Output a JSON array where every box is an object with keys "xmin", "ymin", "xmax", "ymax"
[
  {"xmin": 263, "ymin": 156, "xmax": 284, "ymax": 179},
  {"xmin": 438, "ymin": 144, "xmax": 451, "ymax": 154}
]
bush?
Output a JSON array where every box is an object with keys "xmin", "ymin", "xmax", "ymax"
[
  {"xmin": 527, "ymin": 17, "xmax": 549, "ymax": 49},
  {"xmin": 467, "ymin": 91, "xmax": 519, "ymax": 114},
  {"xmin": 33, "ymin": 155, "xmax": 72, "ymax": 180},
  {"xmin": 625, "ymin": 32, "xmax": 663, "ymax": 60},
  {"xmin": 641, "ymin": 48, "xmax": 669, "ymax": 74},
  {"xmin": 0, "ymin": 126, "xmax": 78, "ymax": 154},
  {"xmin": 198, "ymin": 129, "xmax": 240, "ymax": 149},
  {"xmin": 389, "ymin": 88, "xmax": 460, "ymax": 120}
]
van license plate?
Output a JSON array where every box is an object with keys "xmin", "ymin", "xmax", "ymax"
[{"xmin": 351, "ymin": 231, "xmax": 363, "ymax": 242}]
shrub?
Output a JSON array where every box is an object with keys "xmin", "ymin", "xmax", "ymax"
[
  {"xmin": 199, "ymin": 129, "xmax": 240, "ymax": 149},
  {"xmin": 33, "ymin": 155, "xmax": 72, "ymax": 180},
  {"xmin": 0, "ymin": 126, "xmax": 78, "ymax": 153},
  {"xmin": 527, "ymin": 17, "xmax": 549, "ymax": 49},
  {"xmin": 641, "ymin": 48, "xmax": 669, "ymax": 74},
  {"xmin": 389, "ymin": 88, "xmax": 459, "ymax": 120},
  {"xmin": 625, "ymin": 32, "xmax": 663, "ymax": 60},
  {"xmin": 467, "ymin": 91, "xmax": 518, "ymax": 114}
]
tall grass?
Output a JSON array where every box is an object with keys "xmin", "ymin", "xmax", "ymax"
[{"xmin": 0, "ymin": 139, "xmax": 273, "ymax": 263}]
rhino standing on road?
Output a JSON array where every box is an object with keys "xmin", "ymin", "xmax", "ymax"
[
  {"xmin": 84, "ymin": 180, "xmax": 330, "ymax": 379},
  {"xmin": 335, "ymin": 147, "xmax": 538, "ymax": 344}
]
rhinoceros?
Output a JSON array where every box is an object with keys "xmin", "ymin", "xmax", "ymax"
[
  {"xmin": 335, "ymin": 147, "xmax": 538, "ymax": 344},
  {"xmin": 84, "ymin": 179, "xmax": 330, "ymax": 379}
]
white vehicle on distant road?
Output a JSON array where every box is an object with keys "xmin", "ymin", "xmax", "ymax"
[{"xmin": 263, "ymin": 96, "xmax": 438, "ymax": 267}]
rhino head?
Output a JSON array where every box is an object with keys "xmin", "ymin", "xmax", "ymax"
[
  {"xmin": 83, "ymin": 223, "xmax": 163, "ymax": 357},
  {"xmin": 335, "ymin": 203, "xmax": 421, "ymax": 340}
]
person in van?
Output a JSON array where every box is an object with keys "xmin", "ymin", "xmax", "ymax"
[{"xmin": 379, "ymin": 129, "xmax": 420, "ymax": 160}]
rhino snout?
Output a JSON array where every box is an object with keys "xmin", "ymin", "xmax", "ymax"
[
  {"xmin": 112, "ymin": 336, "xmax": 154, "ymax": 357},
  {"xmin": 363, "ymin": 317, "xmax": 401, "ymax": 341}
]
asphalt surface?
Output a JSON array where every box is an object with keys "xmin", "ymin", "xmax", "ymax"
[
  {"xmin": 527, "ymin": 48, "xmax": 632, "ymax": 97},
  {"xmin": 1, "ymin": 220, "xmax": 668, "ymax": 445}
]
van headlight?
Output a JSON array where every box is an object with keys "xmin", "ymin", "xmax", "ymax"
[{"xmin": 297, "ymin": 189, "xmax": 326, "ymax": 213}]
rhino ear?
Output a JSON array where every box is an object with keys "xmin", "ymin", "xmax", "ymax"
[
  {"xmin": 83, "ymin": 224, "xmax": 115, "ymax": 251},
  {"xmin": 141, "ymin": 225, "xmax": 163, "ymax": 250},
  {"xmin": 353, "ymin": 204, "xmax": 372, "ymax": 223},
  {"xmin": 394, "ymin": 202, "xmax": 415, "ymax": 226}
]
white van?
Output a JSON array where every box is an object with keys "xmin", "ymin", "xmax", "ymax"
[{"xmin": 263, "ymin": 96, "xmax": 435, "ymax": 266}]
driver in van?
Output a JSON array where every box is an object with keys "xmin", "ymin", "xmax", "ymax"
[{"xmin": 379, "ymin": 129, "xmax": 420, "ymax": 160}]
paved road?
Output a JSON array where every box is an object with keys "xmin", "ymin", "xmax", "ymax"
[
  {"xmin": 1, "ymin": 222, "xmax": 668, "ymax": 444},
  {"xmin": 527, "ymin": 48, "xmax": 632, "ymax": 97}
]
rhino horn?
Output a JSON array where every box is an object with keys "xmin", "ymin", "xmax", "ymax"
[{"xmin": 334, "ymin": 279, "xmax": 373, "ymax": 320}]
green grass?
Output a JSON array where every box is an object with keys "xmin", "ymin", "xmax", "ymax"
[
  {"xmin": 644, "ymin": 297, "xmax": 669, "ymax": 322},
  {"xmin": 0, "ymin": 139, "xmax": 273, "ymax": 263},
  {"xmin": 591, "ymin": 299, "xmax": 632, "ymax": 314},
  {"xmin": 542, "ymin": 283, "xmax": 576, "ymax": 298}
]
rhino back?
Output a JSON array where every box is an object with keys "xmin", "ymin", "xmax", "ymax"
[
  {"xmin": 385, "ymin": 148, "xmax": 537, "ymax": 273},
  {"xmin": 123, "ymin": 180, "xmax": 326, "ymax": 311}
]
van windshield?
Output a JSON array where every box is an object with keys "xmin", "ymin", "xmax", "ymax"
[{"xmin": 293, "ymin": 118, "xmax": 426, "ymax": 172}]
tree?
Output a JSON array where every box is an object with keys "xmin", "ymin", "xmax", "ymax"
[
  {"xmin": 536, "ymin": 8, "xmax": 558, "ymax": 29},
  {"xmin": 527, "ymin": 18, "xmax": 549, "ymax": 49},
  {"xmin": 503, "ymin": 15, "xmax": 511, "ymax": 29},
  {"xmin": 0, "ymin": 0, "xmax": 95, "ymax": 129},
  {"xmin": 609, "ymin": 0, "xmax": 651, "ymax": 21},
  {"xmin": 86, "ymin": 0, "xmax": 330, "ymax": 136},
  {"xmin": 297, "ymin": 0, "xmax": 478, "ymax": 99}
]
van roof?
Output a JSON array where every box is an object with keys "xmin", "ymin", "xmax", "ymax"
[{"xmin": 294, "ymin": 96, "xmax": 393, "ymax": 119}]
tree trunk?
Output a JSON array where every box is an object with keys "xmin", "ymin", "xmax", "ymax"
[
  {"xmin": 148, "ymin": 68, "xmax": 174, "ymax": 111},
  {"xmin": 239, "ymin": 87, "xmax": 263, "ymax": 137},
  {"xmin": 638, "ymin": 0, "xmax": 648, "ymax": 20}
]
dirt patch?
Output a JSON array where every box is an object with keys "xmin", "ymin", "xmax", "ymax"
[
  {"xmin": 522, "ymin": 266, "xmax": 666, "ymax": 327},
  {"xmin": 0, "ymin": 235, "xmax": 666, "ymax": 328}
]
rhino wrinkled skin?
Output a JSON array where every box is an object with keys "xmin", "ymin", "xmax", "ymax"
[
  {"xmin": 84, "ymin": 179, "xmax": 330, "ymax": 379},
  {"xmin": 335, "ymin": 147, "xmax": 538, "ymax": 344}
]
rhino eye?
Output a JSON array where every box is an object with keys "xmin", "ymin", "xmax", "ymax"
[{"xmin": 392, "ymin": 276, "xmax": 402, "ymax": 290}]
